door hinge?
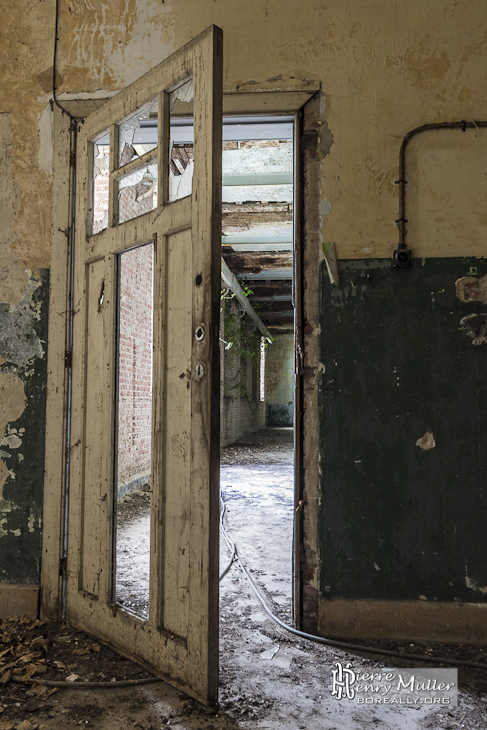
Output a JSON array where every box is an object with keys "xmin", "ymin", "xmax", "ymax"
[
  {"xmin": 65, "ymin": 351, "xmax": 72, "ymax": 369},
  {"xmin": 60, "ymin": 556, "xmax": 67, "ymax": 577},
  {"xmin": 295, "ymin": 345, "xmax": 304, "ymax": 375}
]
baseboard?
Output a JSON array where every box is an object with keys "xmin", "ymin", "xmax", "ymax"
[
  {"xmin": 0, "ymin": 585, "xmax": 39, "ymax": 620},
  {"xmin": 319, "ymin": 598, "xmax": 487, "ymax": 644}
]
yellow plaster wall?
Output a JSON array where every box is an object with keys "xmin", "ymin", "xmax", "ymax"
[
  {"xmin": 52, "ymin": 0, "xmax": 487, "ymax": 260},
  {"xmin": 2, "ymin": 0, "xmax": 487, "ymax": 270},
  {"xmin": 0, "ymin": 2, "xmax": 54, "ymax": 276}
]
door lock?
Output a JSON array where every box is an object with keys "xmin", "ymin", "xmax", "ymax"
[
  {"xmin": 195, "ymin": 325, "xmax": 206, "ymax": 342},
  {"xmin": 194, "ymin": 362, "xmax": 206, "ymax": 380}
]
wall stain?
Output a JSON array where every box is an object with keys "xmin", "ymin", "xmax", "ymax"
[{"xmin": 0, "ymin": 270, "xmax": 48, "ymax": 584}]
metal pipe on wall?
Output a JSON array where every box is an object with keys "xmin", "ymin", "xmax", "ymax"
[{"xmin": 394, "ymin": 120, "xmax": 487, "ymax": 267}]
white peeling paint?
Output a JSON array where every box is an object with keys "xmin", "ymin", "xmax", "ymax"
[
  {"xmin": 373, "ymin": 562, "xmax": 380, "ymax": 571},
  {"xmin": 10, "ymin": 528, "xmax": 21, "ymax": 537},
  {"xmin": 1, "ymin": 434, "xmax": 22, "ymax": 449},
  {"xmin": 419, "ymin": 594, "xmax": 427, "ymax": 600},
  {"xmin": 28, "ymin": 510, "xmax": 35, "ymax": 533},
  {"xmin": 465, "ymin": 575, "xmax": 487, "ymax": 593},
  {"xmin": 319, "ymin": 199, "xmax": 331, "ymax": 217}
]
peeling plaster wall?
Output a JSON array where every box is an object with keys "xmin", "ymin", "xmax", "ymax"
[
  {"xmin": 1, "ymin": 5, "xmax": 52, "ymax": 585},
  {"xmin": 3, "ymin": 0, "xmax": 487, "ymax": 635}
]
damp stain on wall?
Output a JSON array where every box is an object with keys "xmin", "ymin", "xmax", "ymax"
[{"xmin": 0, "ymin": 271, "xmax": 49, "ymax": 584}]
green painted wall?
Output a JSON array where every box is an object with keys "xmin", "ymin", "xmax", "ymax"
[
  {"xmin": 319, "ymin": 258, "xmax": 487, "ymax": 603},
  {"xmin": 0, "ymin": 271, "xmax": 49, "ymax": 584}
]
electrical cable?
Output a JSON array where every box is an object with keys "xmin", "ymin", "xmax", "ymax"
[
  {"xmin": 52, "ymin": 0, "xmax": 76, "ymax": 120},
  {"xmin": 11, "ymin": 497, "xmax": 487, "ymax": 691},
  {"xmin": 219, "ymin": 493, "xmax": 487, "ymax": 671},
  {"xmin": 219, "ymin": 498, "xmax": 236, "ymax": 580}
]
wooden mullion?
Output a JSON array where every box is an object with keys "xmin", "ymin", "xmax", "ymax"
[
  {"xmin": 149, "ymin": 232, "xmax": 167, "ymax": 628},
  {"xmin": 109, "ymin": 124, "xmax": 119, "ymax": 227},
  {"xmin": 158, "ymin": 91, "xmax": 170, "ymax": 206},
  {"xmin": 111, "ymin": 146, "xmax": 158, "ymax": 182}
]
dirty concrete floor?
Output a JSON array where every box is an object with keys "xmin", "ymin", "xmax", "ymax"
[{"xmin": 2, "ymin": 427, "xmax": 487, "ymax": 730}]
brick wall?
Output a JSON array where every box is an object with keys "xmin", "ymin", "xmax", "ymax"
[{"xmin": 117, "ymin": 244, "xmax": 153, "ymax": 496}]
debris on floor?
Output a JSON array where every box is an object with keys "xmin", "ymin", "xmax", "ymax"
[{"xmin": 2, "ymin": 429, "xmax": 487, "ymax": 729}]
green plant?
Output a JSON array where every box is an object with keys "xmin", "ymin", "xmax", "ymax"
[{"xmin": 220, "ymin": 285, "xmax": 263, "ymax": 366}]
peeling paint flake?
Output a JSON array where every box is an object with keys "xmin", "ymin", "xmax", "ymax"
[
  {"xmin": 0, "ymin": 275, "xmax": 45, "ymax": 367},
  {"xmin": 456, "ymin": 275, "xmax": 487, "ymax": 303},
  {"xmin": 465, "ymin": 576, "xmax": 487, "ymax": 593},
  {"xmin": 460, "ymin": 313, "xmax": 487, "ymax": 345},
  {"xmin": 1, "ymin": 433, "xmax": 22, "ymax": 449},
  {"xmin": 415, "ymin": 431, "xmax": 436, "ymax": 450}
]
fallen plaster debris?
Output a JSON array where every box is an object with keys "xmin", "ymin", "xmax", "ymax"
[{"xmin": 261, "ymin": 645, "xmax": 280, "ymax": 660}]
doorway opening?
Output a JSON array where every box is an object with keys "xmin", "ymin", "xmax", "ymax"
[
  {"xmin": 112, "ymin": 114, "xmax": 300, "ymax": 625},
  {"xmin": 218, "ymin": 115, "xmax": 298, "ymax": 629}
]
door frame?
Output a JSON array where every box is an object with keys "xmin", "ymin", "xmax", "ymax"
[{"xmin": 41, "ymin": 79, "xmax": 320, "ymax": 636}]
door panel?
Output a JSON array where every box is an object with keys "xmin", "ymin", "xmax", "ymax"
[
  {"xmin": 81, "ymin": 256, "xmax": 115, "ymax": 600},
  {"xmin": 67, "ymin": 26, "xmax": 222, "ymax": 704}
]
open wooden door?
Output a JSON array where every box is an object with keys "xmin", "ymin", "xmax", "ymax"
[{"xmin": 66, "ymin": 26, "xmax": 222, "ymax": 704}]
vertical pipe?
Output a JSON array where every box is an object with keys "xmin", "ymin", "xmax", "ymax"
[{"xmin": 61, "ymin": 118, "xmax": 77, "ymax": 622}]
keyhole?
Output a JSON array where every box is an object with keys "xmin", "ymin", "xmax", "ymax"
[
  {"xmin": 195, "ymin": 325, "xmax": 205, "ymax": 342},
  {"xmin": 195, "ymin": 362, "xmax": 206, "ymax": 380}
]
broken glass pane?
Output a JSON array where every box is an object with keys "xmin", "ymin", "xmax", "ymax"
[
  {"xmin": 118, "ymin": 97, "xmax": 158, "ymax": 168},
  {"xmin": 117, "ymin": 161, "xmax": 158, "ymax": 224},
  {"xmin": 91, "ymin": 132, "xmax": 110, "ymax": 235},
  {"xmin": 169, "ymin": 78, "xmax": 194, "ymax": 202},
  {"xmin": 115, "ymin": 242, "xmax": 154, "ymax": 620}
]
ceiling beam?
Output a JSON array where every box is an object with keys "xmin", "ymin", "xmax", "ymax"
[
  {"xmin": 222, "ymin": 172, "xmax": 293, "ymax": 186},
  {"xmin": 221, "ymin": 259, "xmax": 273, "ymax": 343},
  {"xmin": 247, "ymin": 280, "xmax": 293, "ymax": 298},
  {"xmin": 222, "ymin": 202, "xmax": 292, "ymax": 231},
  {"xmin": 222, "ymin": 234, "xmax": 293, "ymax": 245},
  {"xmin": 222, "ymin": 251, "xmax": 293, "ymax": 273},
  {"xmin": 236, "ymin": 269, "xmax": 292, "ymax": 280},
  {"xmin": 254, "ymin": 300, "xmax": 294, "ymax": 313}
]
